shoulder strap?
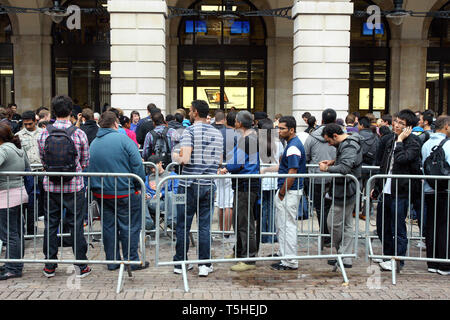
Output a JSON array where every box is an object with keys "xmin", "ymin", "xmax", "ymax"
[
  {"xmin": 438, "ymin": 137, "xmax": 450, "ymax": 148},
  {"xmin": 46, "ymin": 125, "xmax": 54, "ymax": 134}
]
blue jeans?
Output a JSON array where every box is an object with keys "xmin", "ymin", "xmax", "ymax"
[
  {"xmin": 0, "ymin": 205, "xmax": 24, "ymax": 274},
  {"xmin": 173, "ymin": 184, "xmax": 214, "ymax": 266},
  {"xmin": 376, "ymin": 194, "xmax": 408, "ymax": 266},
  {"xmin": 261, "ymin": 190, "xmax": 277, "ymax": 243},
  {"xmin": 145, "ymin": 192, "xmax": 176, "ymax": 230},
  {"xmin": 97, "ymin": 193, "xmax": 142, "ymax": 270}
]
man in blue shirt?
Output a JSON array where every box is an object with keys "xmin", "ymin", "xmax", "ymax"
[
  {"xmin": 421, "ymin": 115, "xmax": 450, "ymax": 275},
  {"xmin": 271, "ymin": 116, "xmax": 306, "ymax": 271},
  {"xmin": 222, "ymin": 110, "xmax": 260, "ymax": 272}
]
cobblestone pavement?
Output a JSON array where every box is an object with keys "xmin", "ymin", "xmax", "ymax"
[{"xmin": 0, "ymin": 225, "xmax": 448, "ymax": 301}]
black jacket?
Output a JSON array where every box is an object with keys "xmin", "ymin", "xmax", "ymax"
[
  {"xmin": 136, "ymin": 120, "xmax": 154, "ymax": 146},
  {"xmin": 80, "ymin": 120, "xmax": 99, "ymax": 145},
  {"xmin": 373, "ymin": 133, "xmax": 422, "ymax": 198},
  {"xmin": 168, "ymin": 120, "xmax": 184, "ymax": 130}
]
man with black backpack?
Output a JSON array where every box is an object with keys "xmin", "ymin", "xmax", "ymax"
[
  {"xmin": 422, "ymin": 115, "xmax": 450, "ymax": 276},
  {"xmin": 142, "ymin": 112, "xmax": 179, "ymax": 167},
  {"xmin": 38, "ymin": 95, "xmax": 91, "ymax": 279}
]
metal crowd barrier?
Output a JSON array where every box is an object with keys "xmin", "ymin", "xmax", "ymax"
[
  {"xmin": 0, "ymin": 171, "xmax": 147, "ymax": 293},
  {"xmin": 154, "ymin": 173, "xmax": 361, "ymax": 292},
  {"xmin": 365, "ymin": 174, "xmax": 450, "ymax": 284}
]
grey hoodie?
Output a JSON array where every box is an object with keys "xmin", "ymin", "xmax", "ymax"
[
  {"xmin": 303, "ymin": 125, "xmax": 337, "ymax": 183},
  {"xmin": 327, "ymin": 134, "xmax": 363, "ymax": 202},
  {"xmin": 0, "ymin": 142, "xmax": 30, "ymax": 190}
]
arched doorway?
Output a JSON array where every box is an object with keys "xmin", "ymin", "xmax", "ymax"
[
  {"xmin": 0, "ymin": 13, "xmax": 13, "ymax": 107},
  {"xmin": 177, "ymin": 0, "xmax": 267, "ymax": 112},
  {"xmin": 350, "ymin": 0, "xmax": 390, "ymax": 115},
  {"xmin": 427, "ymin": 1, "xmax": 450, "ymax": 115},
  {"xmin": 51, "ymin": 0, "xmax": 110, "ymax": 112}
]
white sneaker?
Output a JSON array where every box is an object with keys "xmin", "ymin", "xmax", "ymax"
[
  {"xmin": 428, "ymin": 268, "xmax": 438, "ymax": 273},
  {"xmin": 173, "ymin": 264, "xmax": 194, "ymax": 274},
  {"xmin": 416, "ymin": 241, "xmax": 426, "ymax": 249},
  {"xmin": 437, "ymin": 270, "xmax": 450, "ymax": 276},
  {"xmin": 372, "ymin": 258, "xmax": 383, "ymax": 263},
  {"xmin": 198, "ymin": 265, "xmax": 214, "ymax": 277},
  {"xmin": 379, "ymin": 261, "xmax": 393, "ymax": 271}
]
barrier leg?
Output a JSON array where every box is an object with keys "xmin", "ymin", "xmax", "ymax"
[
  {"xmin": 337, "ymin": 256, "xmax": 349, "ymax": 284},
  {"xmin": 182, "ymin": 262, "xmax": 190, "ymax": 293},
  {"xmin": 391, "ymin": 259, "xmax": 396, "ymax": 285},
  {"xmin": 127, "ymin": 265, "xmax": 133, "ymax": 278},
  {"xmin": 189, "ymin": 232, "xmax": 196, "ymax": 247},
  {"xmin": 0, "ymin": 240, "xmax": 2, "ymax": 253},
  {"xmin": 116, "ymin": 263, "xmax": 125, "ymax": 294}
]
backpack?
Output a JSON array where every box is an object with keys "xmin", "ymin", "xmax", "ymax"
[
  {"xmin": 147, "ymin": 127, "xmax": 171, "ymax": 167},
  {"xmin": 360, "ymin": 133, "xmax": 379, "ymax": 166},
  {"xmin": 43, "ymin": 125, "xmax": 78, "ymax": 183},
  {"xmin": 424, "ymin": 138, "xmax": 450, "ymax": 192}
]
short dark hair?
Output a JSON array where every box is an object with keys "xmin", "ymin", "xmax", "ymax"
[
  {"xmin": 130, "ymin": 110, "xmax": 140, "ymax": 118},
  {"xmin": 150, "ymin": 107, "xmax": 161, "ymax": 116},
  {"xmin": 38, "ymin": 121, "xmax": 49, "ymax": 128},
  {"xmin": 397, "ymin": 109, "xmax": 418, "ymax": 127},
  {"xmin": 302, "ymin": 112, "xmax": 311, "ymax": 119},
  {"xmin": 278, "ymin": 116, "xmax": 296, "ymax": 133},
  {"xmin": 322, "ymin": 108, "xmax": 337, "ymax": 124},
  {"xmin": 358, "ymin": 116, "xmax": 371, "ymax": 129},
  {"xmin": 345, "ymin": 114, "xmax": 356, "ymax": 125},
  {"xmin": 52, "ymin": 95, "xmax": 73, "ymax": 118},
  {"xmin": 215, "ymin": 110, "xmax": 225, "ymax": 122},
  {"xmin": 322, "ymin": 123, "xmax": 344, "ymax": 138},
  {"xmin": 174, "ymin": 113, "xmax": 184, "ymax": 124},
  {"xmin": 147, "ymin": 103, "xmax": 157, "ymax": 113},
  {"xmin": 307, "ymin": 116, "xmax": 316, "ymax": 127},
  {"xmin": 82, "ymin": 108, "xmax": 94, "ymax": 121},
  {"xmin": 22, "ymin": 111, "xmax": 36, "ymax": 121},
  {"xmin": 422, "ymin": 111, "xmax": 434, "ymax": 126},
  {"xmin": 99, "ymin": 111, "xmax": 118, "ymax": 128},
  {"xmin": 191, "ymin": 100, "xmax": 209, "ymax": 118},
  {"xmin": 166, "ymin": 114, "xmax": 175, "ymax": 122},
  {"xmin": 382, "ymin": 114, "xmax": 392, "ymax": 125},
  {"xmin": 226, "ymin": 111, "xmax": 237, "ymax": 127},
  {"xmin": 435, "ymin": 115, "xmax": 450, "ymax": 131},
  {"xmin": 379, "ymin": 125, "xmax": 391, "ymax": 137},
  {"xmin": 119, "ymin": 115, "xmax": 130, "ymax": 126},
  {"xmin": 352, "ymin": 111, "xmax": 361, "ymax": 119},
  {"xmin": 153, "ymin": 112, "xmax": 165, "ymax": 126},
  {"xmin": 109, "ymin": 108, "xmax": 120, "ymax": 119}
]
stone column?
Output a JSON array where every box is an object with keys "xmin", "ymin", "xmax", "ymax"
[
  {"xmin": 11, "ymin": 35, "xmax": 53, "ymax": 112},
  {"xmin": 389, "ymin": 39, "xmax": 428, "ymax": 114},
  {"xmin": 292, "ymin": 0, "xmax": 353, "ymax": 130},
  {"xmin": 108, "ymin": 0, "xmax": 167, "ymax": 116}
]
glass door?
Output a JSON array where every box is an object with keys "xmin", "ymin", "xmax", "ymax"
[
  {"xmin": 196, "ymin": 60, "xmax": 222, "ymax": 109},
  {"xmin": 224, "ymin": 60, "xmax": 248, "ymax": 111}
]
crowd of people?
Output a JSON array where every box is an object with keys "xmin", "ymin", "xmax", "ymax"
[{"xmin": 0, "ymin": 95, "xmax": 449, "ymax": 282}]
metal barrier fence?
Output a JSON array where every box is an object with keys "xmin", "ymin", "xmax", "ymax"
[
  {"xmin": 0, "ymin": 171, "xmax": 147, "ymax": 293},
  {"xmin": 154, "ymin": 173, "xmax": 361, "ymax": 292},
  {"xmin": 365, "ymin": 174, "xmax": 450, "ymax": 284}
]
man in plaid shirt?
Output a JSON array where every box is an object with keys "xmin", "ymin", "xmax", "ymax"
[
  {"xmin": 142, "ymin": 112, "xmax": 180, "ymax": 160},
  {"xmin": 38, "ymin": 95, "xmax": 91, "ymax": 279}
]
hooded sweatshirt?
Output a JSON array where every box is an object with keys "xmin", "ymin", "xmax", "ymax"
[
  {"xmin": 0, "ymin": 142, "xmax": 30, "ymax": 190},
  {"xmin": 88, "ymin": 128, "xmax": 146, "ymax": 196},
  {"xmin": 327, "ymin": 134, "xmax": 363, "ymax": 202},
  {"xmin": 303, "ymin": 125, "xmax": 337, "ymax": 182}
]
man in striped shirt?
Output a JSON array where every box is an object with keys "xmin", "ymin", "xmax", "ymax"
[
  {"xmin": 38, "ymin": 95, "xmax": 91, "ymax": 279},
  {"xmin": 171, "ymin": 100, "xmax": 223, "ymax": 277}
]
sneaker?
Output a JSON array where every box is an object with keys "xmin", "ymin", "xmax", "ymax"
[
  {"xmin": 224, "ymin": 253, "xmax": 235, "ymax": 259},
  {"xmin": 270, "ymin": 262, "xmax": 297, "ymax": 271},
  {"xmin": 43, "ymin": 267, "xmax": 56, "ymax": 278},
  {"xmin": 437, "ymin": 270, "xmax": 450, "ymax": 276},
  {"xmin": 379, "ymin": 261, "xmax": 392, "ymax": 271},
  {"xmin": 77, "ymin": 266, "xmax": 92, "ymax": 278},
  {"xmin": 130, "ymin": 261, "xmax": 149, "ymax": 271},
  {"xmin": 372, "ymin": 258, "xmax": 383, "ymax": 263},
  {"xmin": 198, "ymin": 265, "xmax": 214, "ymax": 277},
  {"xmin": 173, "ymin": 264, "xmax": 194, "ymax": 274},
  {"xmin": 428, "ymin": 268, "xmax": 438, "ymax": 273},
  {"xmin": 0, "ymin": 272, "xmax": 22, "ymax": 281},
  {"xmin": 416, "ymin": 241, "xmax": 426, "ymax": 249},
  {"xmin": 359, "ymin": 213, "xmax": 366, "ymax": 221},
  {"xmin": 230, "ymin": 262, "xmax": 256, "ymax": 272}
]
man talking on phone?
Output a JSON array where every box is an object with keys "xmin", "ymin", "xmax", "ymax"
[{"xmin": 370, "ymin": 109, "xmax": 422, "ymax": 271}]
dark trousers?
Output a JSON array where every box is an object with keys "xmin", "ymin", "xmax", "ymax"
[
  {"xmin": 26, "ymin": 176, "xmax": 45, "ymax": 235},
  {"xmin": 43, "ymin": 191, "xmax": 88, "ymax": 268},
  {"xmin": 97, "ymin": 193, "xmax": 142, "ymax": 270},
  {"xmin": 376, "ymin": 194, "xmax": 408, "ymax": 266},
  {"xmin": 425, "ymin": 193, "xmax": 450, "ymax": 271},
  {"xmin": 0, "ymin": 205, "xmax": 24, "ymax": 274},
  {"xmin": 310, "ymin": 183, "xmax": 331, "ymax": 242},
  {"xmin": 233, "ymin": 190, "xmax": 258, "ymax": 259},
  {"xmin": 174, "ymin": 184, "xmax": 214, "ymax": 266}
]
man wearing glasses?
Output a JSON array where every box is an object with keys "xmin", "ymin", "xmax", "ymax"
[{"xmin": 371, "ymin": 109, "xmax": 422, "ymax": 271}]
